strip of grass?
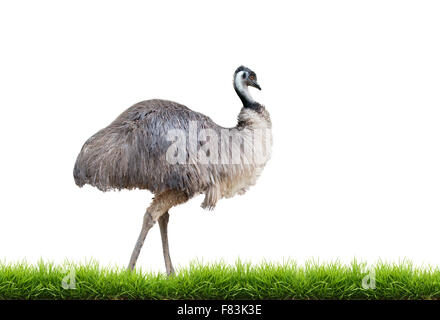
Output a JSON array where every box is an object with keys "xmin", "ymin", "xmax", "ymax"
[{"xmin": 1, "ymin": 260, "xmax": 440, "ymax": 299}]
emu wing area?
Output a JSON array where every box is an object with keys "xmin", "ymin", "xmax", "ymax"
[{"xmin": 73, "ymin": 99, "xmax": 221, "ymax": 196}]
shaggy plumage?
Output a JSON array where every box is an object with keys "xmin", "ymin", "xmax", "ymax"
[
  {"xmin": 74, "ymin": 99, "xmax": 272, "ymax": 209},
  {"xmin": 74, "ymin": 100, "xmax": 218, "ymax": 194}
]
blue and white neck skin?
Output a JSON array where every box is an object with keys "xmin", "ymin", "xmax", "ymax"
[{"xmin": 234, "ymin": 71, "xmax": 260, "ymax": 110}]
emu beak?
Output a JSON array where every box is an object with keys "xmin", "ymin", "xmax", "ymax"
[{"xmin": 251, "ymin": 80, "xmax": 261, "ymax": 90}]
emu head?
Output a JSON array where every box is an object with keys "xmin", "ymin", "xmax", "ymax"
[
  {"xmin": 233, "ymin": 66, "xmax": 261, "ymax": 109},
  {"xmin": 234, "ymin": 66, "xmax": 261, "ymax": 91}
]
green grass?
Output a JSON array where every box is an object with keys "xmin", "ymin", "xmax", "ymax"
[{"xmin": 1, "ymin": 259, "xmax": 440, "ymax": 299}]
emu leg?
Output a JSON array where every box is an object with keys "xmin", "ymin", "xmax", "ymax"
[
  {"xmin": 158, "ymin": 211, "xmax": 175, "ymax": 276},
  {"xmin": 128, "ymin": 211, "xmax": 155, "ymax": 270},
  {"xmin": 127, "ymin": 190, "xmax": 188, "ymax": 271}
]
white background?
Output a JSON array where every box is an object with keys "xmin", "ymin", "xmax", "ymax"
[{"xmin": 1, "ymin": 1, "xmax": 439, "ymax": 273}]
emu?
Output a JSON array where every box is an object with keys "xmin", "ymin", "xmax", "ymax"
[{"xmin": 73, "ymin": 66, "xmax": 272, "ymax": 275}]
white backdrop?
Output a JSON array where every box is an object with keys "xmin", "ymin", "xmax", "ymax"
[{"xmin": 1, "ymin": 1, "xmax": 439, "ymax": 273}]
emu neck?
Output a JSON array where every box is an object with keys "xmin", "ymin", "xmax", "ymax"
[
  {"xmin": 234, "ymin": 77, "xmax": 259, "ymax": 110},
  {"xmin": 236, "ymin": 105, "xmax": 271, "ymax": 130}
]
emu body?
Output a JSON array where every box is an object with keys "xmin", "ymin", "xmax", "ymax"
[{"xmin": 73, "ymin": 66, "xmax": 272, "ymax": 274}]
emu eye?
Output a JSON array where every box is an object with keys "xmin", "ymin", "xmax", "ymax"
[{"xmin": 249, "ymin": 75, "xmax": 255, "ymax": 81}]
